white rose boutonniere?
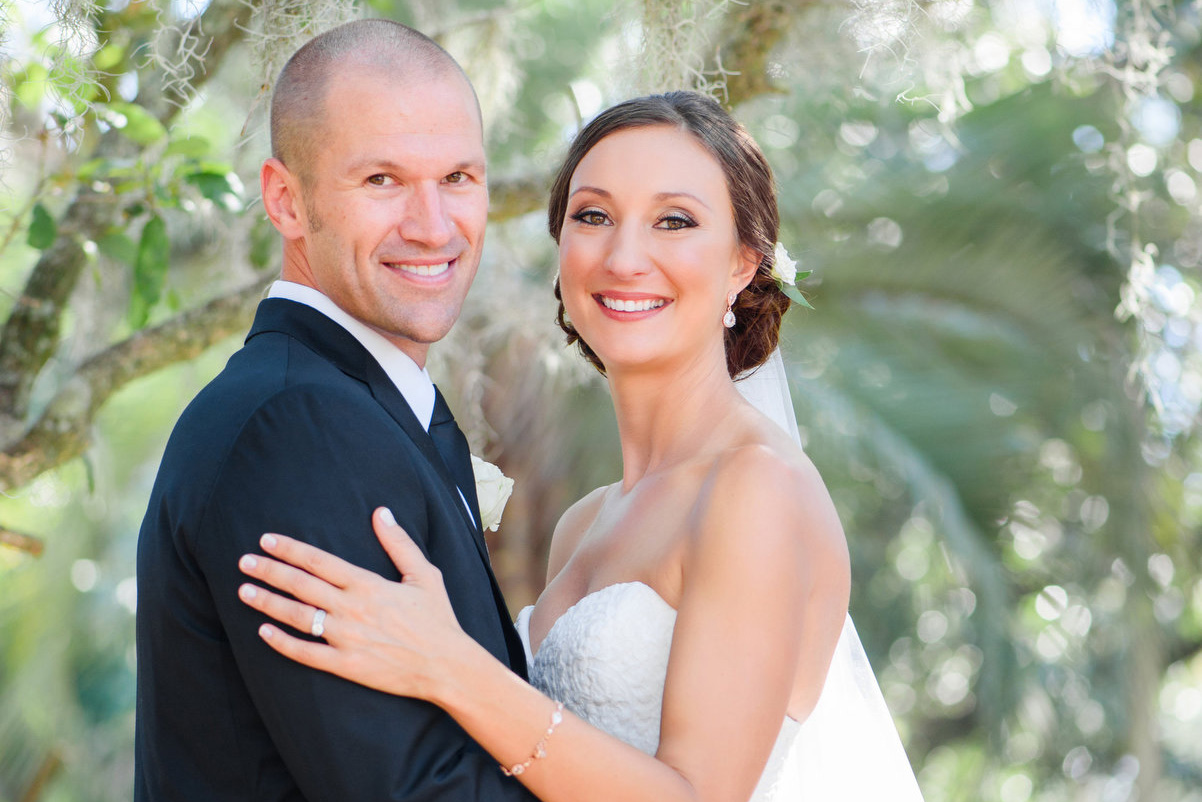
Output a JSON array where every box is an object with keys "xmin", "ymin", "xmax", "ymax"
[{"xmin": 471, "ymin": 455, "xmax": 514, "ymax": 532}]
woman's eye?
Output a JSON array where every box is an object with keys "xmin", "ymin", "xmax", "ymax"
[
  {"xmin": 658, "ymin": 214, "xmax": 696, "ymax": 230},
  {"xmin": 570, "ymin": 209, "xmax": 609, "ymax": 226}
]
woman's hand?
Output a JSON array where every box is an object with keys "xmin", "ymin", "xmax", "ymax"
[{"xmin": 237, "ymin": 507, "xmax": 471, "ymax": 702}]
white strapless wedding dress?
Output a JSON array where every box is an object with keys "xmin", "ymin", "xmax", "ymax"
[
  {"xmin": 514, "ymin": 581, "xmax": 799, "ymax": 801},
  {"xmin": 513, "ymin": 580, "xmax": 924, "ymax": 801}
]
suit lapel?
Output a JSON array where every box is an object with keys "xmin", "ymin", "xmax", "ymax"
[
  {"xmin": 358, "ymin": 348, "xmax": 527, "ymax": 677},
  {"xmin": 246, "ymin": 300, "xmax": 527, "ymax": 676},
  {"xmin": 362, "ymin": 360, "xmax": 486, "ymax": 549},
  {"xmin": 248, "ymin": 300, "xmax": 481, "ymax": 542}
]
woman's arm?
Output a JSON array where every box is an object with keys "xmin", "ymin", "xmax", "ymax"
[
  {"xmin": 238, "ymin": 509, "xmax": 695, "ymax": 801},
  {"xmin": 657, "ymin": 446, "xmax": 850, "ymax": 800},
  {"xmin": 238, "ymin": 449, "xmax": 848, "ymax": 802}
]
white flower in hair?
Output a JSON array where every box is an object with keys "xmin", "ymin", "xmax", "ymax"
[
  {"xmin": 769, "ymin": 241, "xmax": 813, "ymax": 309},
  {"xmin": 772, "ymin": 242, "xmax": 798, "ymax": 286},
  {"xmin": 471, "ymin": 455, "xmax": 514, "ymax": 532}
]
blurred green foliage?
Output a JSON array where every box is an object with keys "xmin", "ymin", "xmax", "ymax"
[{"xmin": 1, "ymin": 1, "xmax": 1201, "ymax": 801}]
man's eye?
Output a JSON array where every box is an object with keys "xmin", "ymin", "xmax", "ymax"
[
  {"xmin": 367, "ymin": 174, "xmax": 389, "ymax": 186},
  {"xmin": 446, "ymin": 171, "xmax": 466, "ymax": 184}
]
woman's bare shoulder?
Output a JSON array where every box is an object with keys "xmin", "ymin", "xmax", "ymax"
[
  {"xmin": 545, "ymin": 484, "xmax": 611, "ymax": 584},
  {"xmin": 689, "ymin": 441, "xmax": 849, "ymax": 591}
]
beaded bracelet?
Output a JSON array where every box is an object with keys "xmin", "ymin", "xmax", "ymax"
[{"xmin": 500, "ymin": 701, "xmax": 565, "ymax": 777}]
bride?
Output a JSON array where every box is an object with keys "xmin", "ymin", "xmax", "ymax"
[{"xmin": 237, "ymin": 91, "xmax": 923, "ymax": 801}]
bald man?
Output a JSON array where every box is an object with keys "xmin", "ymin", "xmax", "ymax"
[{"xmin": 135, "ymin": 20, "xmax": 536, "ymax": 802}]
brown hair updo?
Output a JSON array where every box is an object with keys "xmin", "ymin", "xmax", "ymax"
[{"xmin": 548, "ymin": 91, "xmax": 790, "ymax": 378}]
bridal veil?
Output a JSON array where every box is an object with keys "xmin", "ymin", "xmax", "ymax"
[{"xmin": 736, "ymin": 348, "xmax": 925, "ymax": 800}]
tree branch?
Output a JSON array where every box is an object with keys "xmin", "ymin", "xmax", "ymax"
[
  {"xmin": 484, "ymin": 3, "xmax": 820, "ymax": 226},
  {"xmin": 714, "ymin": 0, "xmax": 812, "ymax": 108},
  {"xmin": 1166, "ymin": 632, "xmax": 1202, "ymax": 665},
  {"xmin": 138, "ymin": 0, "xmax": 256, "ymax": 126},
  {"xmin": 0, "ymin": 273, "xmax": 271, "ymax": 493},
  {"xmin": 0, "ymin": 526, "xmax": 43, "ymax": 557},
  {"xmin": 17, "ymin": 748, "xmax": 61, "ymax": 802},
  {"xmin": 0, "ymin": 189, "xmax": 112, "ymax": 435},
  {"xmin": 0, "ymin": 0, "xmax": 253, "ymax": 433},
  {"xmin": 489, "ymin": 175, "xmax": 549, "ymax": 223}
]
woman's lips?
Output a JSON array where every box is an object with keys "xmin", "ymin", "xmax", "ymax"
[{"xmin": 594, "ymin": 293, "xmax": 671, "ymax": 319}]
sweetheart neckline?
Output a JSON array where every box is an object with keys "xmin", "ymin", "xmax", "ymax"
[
  {"xmin": 528, "ymin": 580, "xmax": 675, "ymax": 661},
  {"xmin": 523, "ymin": 582, "xmax": 804, "ymax": 730}
]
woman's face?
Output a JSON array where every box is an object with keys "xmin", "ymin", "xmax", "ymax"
[{"xmin": 557, "ymin": 125, "xmax": 756, "ymax": 376}]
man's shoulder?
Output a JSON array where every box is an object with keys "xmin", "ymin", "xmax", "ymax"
[
  {"xmin": 160, "ymin": 328, "xmax": 387, "ymax": 479},
  {"xmin": 145, "ymin": 327, "xmax": 412, "ymax": 531},
  {"xmin": 181, "ymin": 330, "xmax": 349, "ymax": 419}
]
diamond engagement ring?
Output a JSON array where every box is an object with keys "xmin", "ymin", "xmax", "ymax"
[{"xmin": 310, "ymin": 608, "xmax": 327, "ymax": 638}]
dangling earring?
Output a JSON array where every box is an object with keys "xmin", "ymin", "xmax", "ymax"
[{"xmin": 723, "ymin": 292, "xmax": 737, "ymax": 329}]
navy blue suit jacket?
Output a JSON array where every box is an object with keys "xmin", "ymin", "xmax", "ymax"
[{"xmin": 134, "ymin": 299, "xmax": 534, "ymax": 801}]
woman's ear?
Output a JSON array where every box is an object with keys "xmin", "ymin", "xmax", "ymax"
[
  {"xmin": 260, "ymin": 157, "xmax": 307, "ymax": 241},
  {"xmin": 731, "ymin": 244, "xmax": 762, "ymax": 293}
]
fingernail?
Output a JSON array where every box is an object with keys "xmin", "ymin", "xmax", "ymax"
[
  {"xmin": 240, "ymin": 555, "xmax": 258, "ymax": 570},
  {"xmin": 261, "ymin": 533, "xmax": 278, "ymax": 550},
  {"xmin": 239, "ymin": 584, "xmax": 257, "ymax": 600},
  {"xmin": 380, "ymin": 507, "xmax": 396, "ymax": 526},
  {"xmin": 259, "ymin": 624, "xmax": 274, "ymax": 639}
]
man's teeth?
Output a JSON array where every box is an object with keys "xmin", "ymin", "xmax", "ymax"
[
  {"xmin": 398, "ymin": 262, "xmax": 450, "ymax": 277},
  {"xmin": 601, "ymin": 297, "xmax": 666, "ymax": 312}
]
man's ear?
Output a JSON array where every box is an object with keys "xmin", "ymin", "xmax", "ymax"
[{"xmin": 260, "ymin": 157, "xmax": 306, "ymax": 240}]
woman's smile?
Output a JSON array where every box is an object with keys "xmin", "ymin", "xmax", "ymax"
[{"xmin": 596, "ymin": 292, "xmax": 671, "ymax": 319}]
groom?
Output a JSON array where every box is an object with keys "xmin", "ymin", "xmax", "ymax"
[{"xmin": 135, "ymin": 20, "xmax": 536, "ymax": 802}]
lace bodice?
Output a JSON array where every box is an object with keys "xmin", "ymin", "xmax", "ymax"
[{"xmin": 514, "ymin": 582, "xmax": 799, "ymax": 802}]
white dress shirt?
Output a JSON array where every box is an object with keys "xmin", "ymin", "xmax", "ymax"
[{"xmin": 268, "ymin": 280, "xmax": 436, "ymax": 430}]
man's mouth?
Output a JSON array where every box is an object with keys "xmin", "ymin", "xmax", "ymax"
[{"xmin": 396, "ymin": 262, "xmax": 451, "ymax": 277}]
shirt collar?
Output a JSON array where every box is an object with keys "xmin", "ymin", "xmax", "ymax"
[{"xmin": 268, "ymin": 280, "xmax": 436, "ymax": 430}]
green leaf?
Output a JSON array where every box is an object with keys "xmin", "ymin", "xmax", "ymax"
[
  {"xmin": 13, "ymin": 63, "xmax": 49, "ymax": 109},
  {"xmin": 27, "ymin": 203, "xmax": 57, "ymax": 250},
  {"xmin": 185, "ymin": 171, "xmax": 244, "ymax": 211},
  {"xmin": 97, "ymin": 232, "xmax": 137, "ymax": 266},
  {"xmin": 104, "ymin": 102, "xmax": 168, "ymax": 145},
  {"xmin": 193, "ymin": 160, "xmax": 236, "ymax": 175},
  {"xmin": 165, "ymin": 135, "xmax": 212, "ymax": 158},
  {"xmin": 249, "ymin": 215, "xmax": 277, "ymax": 269},
  {"xmin": 130, "ymin": 215, "xmax": 170, "ymax": 328},
  {"xmin": 782, "ymin": 281, "xmax": 813, "ymax": 310},
  {"xmin": 76, "ymin": 158, "xmax": 108, "ymax": 182},
  {"xmin": 78, "ymin": 157, "xmax": 138, "ymax": 185},
  {"xmin": 82, "ymin": 453, "xmax": 96, "ymax": 494},
  {"xmin": 93, "ymin": 42, "xmax": 125, "ymax": 71}
]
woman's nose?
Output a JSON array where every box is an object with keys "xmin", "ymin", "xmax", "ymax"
[{"xmin": 602, "ymin": 222, "xmax": 651, "ymax": 278}]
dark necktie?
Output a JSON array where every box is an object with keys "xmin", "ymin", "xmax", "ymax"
[
  {"xmin": 430, "ymin": 387, "xmax": 527, "ymax": 676},
  {"xmin": 429, "ymin": 387, "xmax": 479, "ymax": 530}
]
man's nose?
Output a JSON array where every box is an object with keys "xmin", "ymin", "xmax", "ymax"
[{"xmin": 400, "ymin": 183, "xmax": 454, "ymax": 248}]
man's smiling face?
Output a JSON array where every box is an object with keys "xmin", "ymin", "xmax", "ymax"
[{"xmin": 286, "ymin": 63, "xmax": 488, "ymax": 365}]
